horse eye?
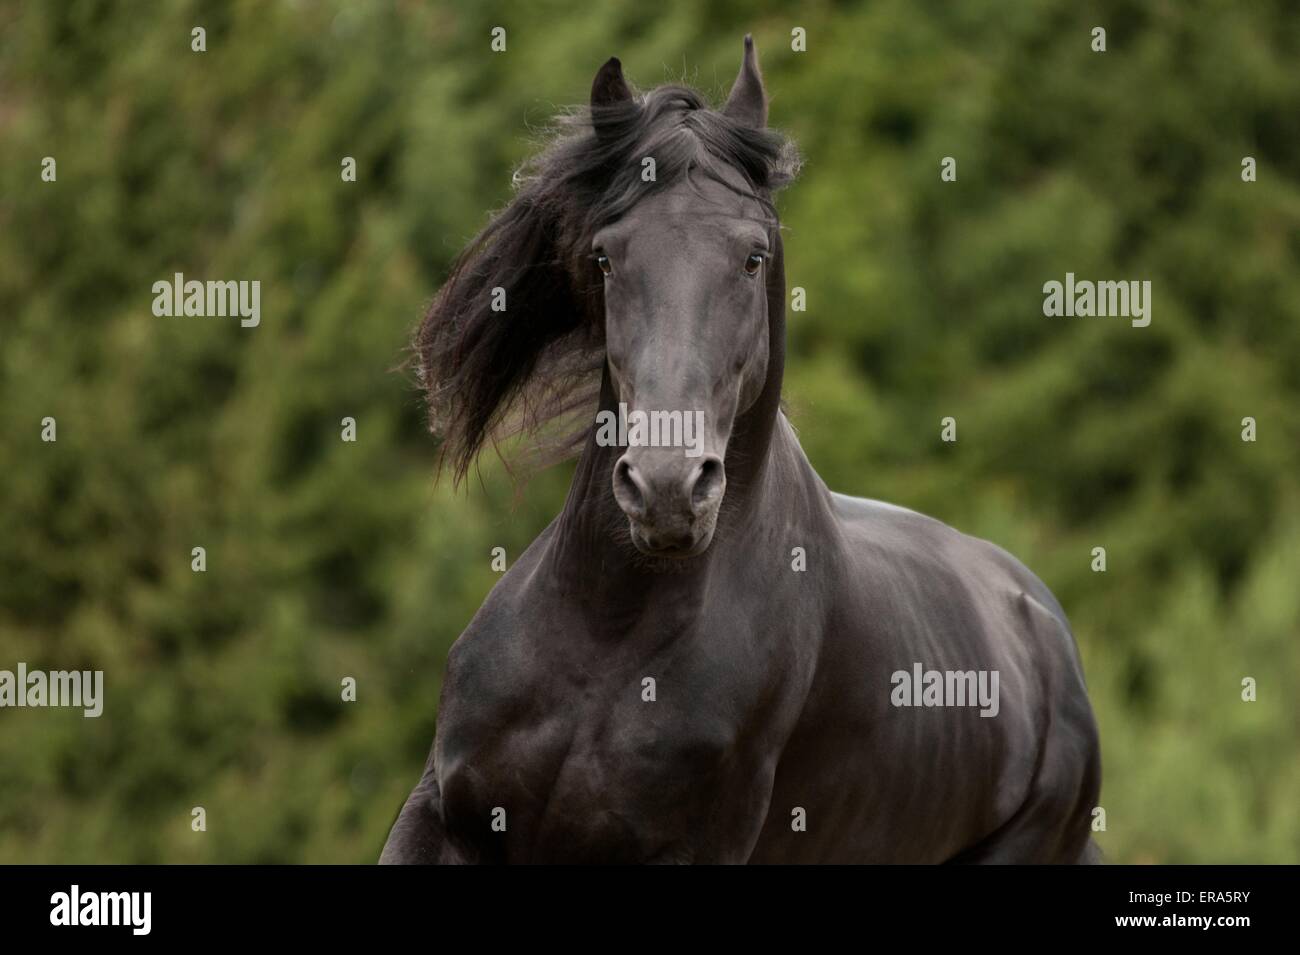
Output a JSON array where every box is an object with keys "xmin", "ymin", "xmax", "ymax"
[
  {"xmin": 744, "ymin": 253, "xmax": 764, "ymax": 276},
  {"xmin": 596, "ymin": 254, "xmax": 612, "ymax": 276}
]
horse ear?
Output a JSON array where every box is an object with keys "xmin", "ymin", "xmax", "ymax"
[
  {"xmin": 723, "ymin": 35, "xmax": 767, "ymax": 129},
  {"xmin": 591, "ymin": 56, "xmax": 633, "ymax": 141}
]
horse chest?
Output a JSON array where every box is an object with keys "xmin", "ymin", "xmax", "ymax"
[{"xmin": 435, "ymin": 625, "xmax": 752, "ymax": 862}]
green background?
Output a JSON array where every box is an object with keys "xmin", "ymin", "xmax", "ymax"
[{"xmin": 1, "ymin": 0, "xmax": 1297, "ymax": 863}]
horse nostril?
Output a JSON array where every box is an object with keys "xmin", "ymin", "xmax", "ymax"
[
  {"xmin": 612, "ymin": 456, "xmax": 647, "ymax": 519},
  {"xmin": 689, "ymin": 456, "xmax": 725, "ymax": 514}
]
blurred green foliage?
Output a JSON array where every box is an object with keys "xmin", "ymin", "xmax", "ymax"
[{"xmin": 0, "ymin": 0, "xmax": 1297, "ymax": 863}]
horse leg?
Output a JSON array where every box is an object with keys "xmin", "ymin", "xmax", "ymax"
[
  {"xmin": 947, "ymin": 595, "xmax": 1102, "ymax": 864},
  {"xmin": 946, "ymin": 718, "xmax": 1101, "ymax": 864},
  {"xmin": 379, "ymin": 758, "xmax": 457, "ymax": 864},
  {"xmin": 1077, "ymin": 837, "xmax": 1104, "ymax": 864},
  {"xmin": 945, "ymin": 779, "xmax": 1098, "ymax": 865}
]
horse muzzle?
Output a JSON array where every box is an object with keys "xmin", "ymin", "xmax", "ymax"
[{"xmin": 613, "ymin": 451, "xmax": 725, "ymax": 557}]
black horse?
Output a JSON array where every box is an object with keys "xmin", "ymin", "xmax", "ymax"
[{"xmin": 382, "ymin": 37, "xmax": 1101, "ymax": 864}]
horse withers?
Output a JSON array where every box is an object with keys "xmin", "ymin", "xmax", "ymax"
[{"xmin": 381, "ymin": 36, "xmax": 1102, "ymax": 864}]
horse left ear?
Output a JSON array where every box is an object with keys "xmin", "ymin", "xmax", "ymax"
[
  {"xmin": 723, "ymin": 34, "xmax": 767, "ymax": 128},
  {"xmin": 591, "ymin": 56, "xmax": 634, "ymax": 142},
  {"xmin": 591, "ymin": 56, "xmax": 632, "ymax": 108}
]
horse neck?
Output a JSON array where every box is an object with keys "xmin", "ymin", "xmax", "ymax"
[{"xmin": 546, "ymin": 233, "xmax": 800, "ymax": 594}]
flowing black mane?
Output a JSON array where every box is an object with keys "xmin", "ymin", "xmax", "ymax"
[{"xmin": 413, "ymin": 81, "xmax": 801, "ymax": 483}]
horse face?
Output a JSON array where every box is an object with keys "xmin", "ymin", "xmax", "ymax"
[
  {"xmin": 585, "ymin": 38, "xmax": 773, "ymax": 559},
  {"xmin": 593, "ymin": 173, "xmax": 771, "ymax": 558}
]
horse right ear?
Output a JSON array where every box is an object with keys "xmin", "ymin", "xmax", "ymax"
[{"xmin": 591, "ymin": 56, "xmax": 634, "ymax": 141}]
